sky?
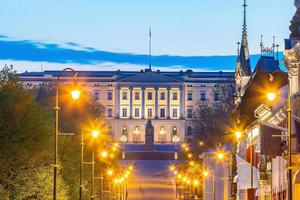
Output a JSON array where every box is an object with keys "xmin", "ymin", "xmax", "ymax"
[{"xmin": 0, "ymin": 0, "xmax": 295, "ymax": 72}]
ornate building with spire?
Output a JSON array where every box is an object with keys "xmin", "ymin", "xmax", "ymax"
[{"xmin": 235, "ymin": 0, "xmax": 252, "ymax": 103}]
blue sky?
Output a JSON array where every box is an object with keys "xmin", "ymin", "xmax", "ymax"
[{"xmin": 0, "ymin": 0, "xmax": 295, "ymax": 72}]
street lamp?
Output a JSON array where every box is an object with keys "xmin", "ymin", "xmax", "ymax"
[
  {"xmin": 265, "ymin": 76, "xmax": 292, "ymax": 200},
  {"xmin": 71, "ymin": 89, "xmax": 81, "ymax": 100},
  {"xmin": 235, "ymin": 131, "xmax": 242, "ymax": 140},
  {"xmin": 80, "ymin": 128, "xmax": 101, "ymax": 200},
  {"xmin": 90, "ymin": 129, "xmax": 100, "ymax": 200},
  {"xmin": 53, "ymin": 67, "xmax": 80, "ymax": 200},
  {"xmin": 101, "ymin": 150, "xmax": 108, "ymax": 158},
  {"xmin": 92, "ymin": 130, "xmax": 100, "ymax": 138},
  {"xmin": 266, "ymin": 92, "xmax": 276, "ymax": 102},
  {"xmin": 216, "ymin": 151, "xmax": 225, "ymax": 160}
]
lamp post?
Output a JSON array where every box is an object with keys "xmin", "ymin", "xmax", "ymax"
[
  {"xmin": 91, "ymin": 130, "xmax": 100, "ymax": 200},
  {"xmin": 79, "ymin": 129, "xmax": 84, "ymax": 200},
  {"xmin": 53, "ymin": 68, "xmax": 80, "ymax": 200},
  {"xmin": 266, "ymin": 84, "xmax": 292, "ymax": 200},
  {"xmin": 79, "ymin": 129, "xmax": 100, "ymax": 200}
]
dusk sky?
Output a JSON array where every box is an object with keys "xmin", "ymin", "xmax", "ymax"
[{"xmin": 0, "ymin": 0, "xmax": 295, "ymax": 72}]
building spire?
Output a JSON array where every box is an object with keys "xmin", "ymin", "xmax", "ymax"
[
  {"xmin": 149, "ymin": 27, "xmax": 152, "ymax": 71},
  {"xmin": 237, "ymin": 0, "xmax": 251, "ymax": 76},
  {"xmin": 242, "ymin": 0, "xmax": 247, "ymax": 40}
]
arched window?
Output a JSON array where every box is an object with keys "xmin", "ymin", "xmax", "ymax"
[
  {"xmin": 172, "ymin": 126, "xmax": 178, "ymax": 136},
  {"xmin": 133, "ymin": 126, "xmax": 141, "ymax": 143},
  {"xmin": 122, "ymin": 126, "xmax": 128, "ymax": 136},
  {"xmin": 187, "ymin": 127, "xmax": 193, "ymax": 136},
  {"xmin": 158, "ymin": 126, "xmax": 167, "ymax": 143},
  {"xmin": 120, "ymin": 126, "xmax": 128, "ymax": 143},
  {"xmin": 134, "ymin": 126, "xmax": 140, "ymax": 134},
  {"xmin": 160, "ymin": 126, "xmax": 166, "ymax": 135}
]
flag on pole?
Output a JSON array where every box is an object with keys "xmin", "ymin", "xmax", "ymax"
[{"xmin": 260, "ymin": 125, "xmax": 283, "ymax": 157}]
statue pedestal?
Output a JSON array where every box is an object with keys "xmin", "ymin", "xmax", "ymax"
[{"xmin": 145, "ymin": 120, "xmax": 154, "ymax": 151}]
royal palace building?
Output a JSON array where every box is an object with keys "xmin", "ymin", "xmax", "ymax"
[{"xmin": 19, "ymin": 68, "xmax": 234, "ymax": 144}]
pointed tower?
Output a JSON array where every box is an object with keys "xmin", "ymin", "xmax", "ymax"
[
  {"xmin": 235, "ymin": 0, "xmax": 252, "ymax": 98},
  {"xmin": 239, "ymin": 0, "xmax": 251, "ymax": 76}
]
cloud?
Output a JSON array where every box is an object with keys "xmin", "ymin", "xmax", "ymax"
[{"xmin": 0, "ymin": 35, "xmax": 285, "ymax": 71}]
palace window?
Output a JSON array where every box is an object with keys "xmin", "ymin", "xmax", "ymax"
[
  {"xmin": 187, "ymin": 92, "xmax": 193, "ymax": 101},
  {"xmin": 200, "ymin": 92, "xmax": 206, "ymax": 101},
  {"xmin": 187, "ymin": 108, "xmax": 193, "ymax": 118},
  {"xmin": 160, "ymin": 92, "xmax": 166, "ymax": 100},
  {"xmin": 160, "ymin": 108, "xmax": 166, "ymax": 118},
  {"xmin": 107, "ymin": 108, "xmax": 113, "ymax": 118},
  {"xmin": 187, "ymin": 126, "xmax": 193, "ymax": 136},
  {"xmin": 158, "ymin": 126, "xmax": 167, "ymax": 143},
  {"xmin": 122, "ymin": 92, "xmax": 128, "ymax": 100},
  {"xmin": 147, "ymin": 92, "xmax": 153, "ymax": 100},
  {"xmin": 94, "ymin": 91, "xmax": 100, "ymax": 100},
  {"xmin": 107, "ymin": 91, "xmax": 113, "ymax": 100},
  {"xmin": 122, "ymin": 126, "xmax": 128, "ymax": 135},
  {"xmin": 214, "ymin": 93, "xmax": 219, "ymax": 101},
  {"xmin": 135, "ymin": 92, "xmax": 140, "ymax": 100},
  {"xmin": 148, "ymin": 108, "xmax": 153, "ymax": 118},
  {"xmin": 172, "ymin": 126, "xmax": 178, "ymax": 135},
  {"xmin": 172, "ymin": 92, "xmax": 178, "ymax": 100},
  {"xmin": 122, "ymin": 108, "xmax": 127, "ymax": 118},
  {"xmin": 172, "ymin": 108, "xmax": 178, "ymax": 118},
  {"xmin": 133, "ymin": 126, "xmax": 141, "ymax": 143},
  {"xmin": 134, "ymin": 108, "xmax": 140, "ymax": 118}
]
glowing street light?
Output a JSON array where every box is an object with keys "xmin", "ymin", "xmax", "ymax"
[
  {"xmin": 101, "ymin": 151, "xmax": 108, "ymax": 158},
  {"xmin": 107, "ymin": 169, "xmax": 114, "ymax": 176},
  {"xmin": 235, "ymin": 131, "xmax": 242, "ymax": 140},
  {"xmin": 71, "ymin": 89, "xmax": 81, "ymax": 100},
  {"xmin": 193, "ymin": 180, "xmax": 199, "ymax": 186},
  {"xmin": 217, "ymin": 152, "xmax": 225, "ymax": 160},
  {"xmin": 199, "ymin": 141, "xmax": 204, "ymax": 147},
  {"xmin": 203, "ymin": 170, "xmax": 209, "ymax": 177},
  {"xmin": 92, "ymin": 130, "xmax": 100, "ymax": 138},
  {"xmin": 267, "ymin": 92, "xmax": 276, "ymax": 102},
  {"xmin": 169, "ymin": 165, "xmax": 176, "ymax": 172}
]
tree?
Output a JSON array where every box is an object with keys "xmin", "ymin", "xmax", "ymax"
[
  {"xmin": 0, "ymin": 65, "xmax": 70, "ymax": 199},
  {"xmin": 192, "ymin": 82, "xmax": 235, "ymax": 150}
]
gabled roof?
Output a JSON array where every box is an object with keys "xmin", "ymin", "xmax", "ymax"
[
  {"xmin": 253, "ymin": 56, "xmax": 280, "ymax": 74},
  {"xmin": 117, "ymin": 70, "xmax": 182, "ymax": 83}
]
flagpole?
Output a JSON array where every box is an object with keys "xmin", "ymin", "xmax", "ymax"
[{"xmin": 149, "ymin": 27, "xmax": 152, "ymax": 71}]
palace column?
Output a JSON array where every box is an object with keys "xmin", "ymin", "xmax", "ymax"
[
  {"xmin": 115, "ymin": 86, "xmax": 120, "ymax": 118},
  {"xmin": 155, "ymin": 87, "xmax": 159, "ymax": 119},
  {"xmin": 129, "ymin": 87, "xmax": 133, "ymax": 118},
  {"xmin": 180, "ymin": 86, "xmax": 185, "ymax": 119},
  {"xmin": 142, "ymin": 87, "xmax": 145, "ymax": 119},
  {"xmin": 167, "ymin": 87, "xmax": 171, "ymax": 119}
]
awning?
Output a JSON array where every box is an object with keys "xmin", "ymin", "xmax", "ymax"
[
  {"xmin": 236, "ymin": 155, "xmax": 259, "ymax": 190},
  {"xmin": 294, "ymin": 170, "xmax": 300, "ymax": 184}
]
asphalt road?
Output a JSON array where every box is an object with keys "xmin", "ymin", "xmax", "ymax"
[{"xmin": 120, "ymin": 160, "xmax": 177, "ymax": 200}]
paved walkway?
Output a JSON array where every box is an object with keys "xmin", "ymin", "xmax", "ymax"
[{"xmin": 120, "ymin": 160, "xmax": 177, "ymax": 200}]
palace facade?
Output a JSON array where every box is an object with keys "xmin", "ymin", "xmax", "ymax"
[{"xmin": 20, "ymin": 68, "xmax": 234, "ymax": 143}]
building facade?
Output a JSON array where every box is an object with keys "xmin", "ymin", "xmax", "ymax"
[{"xmin": 20, "ymin": 69, "xmax": 234, "ymax": 144}]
